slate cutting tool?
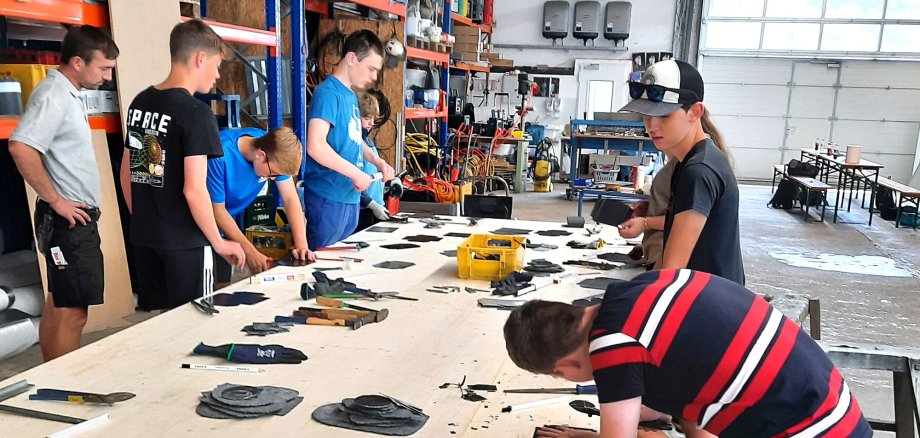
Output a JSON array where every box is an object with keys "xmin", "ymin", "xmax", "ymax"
[
  {"xmin": 30, "ymin": 389, "xmax": 136, "ymax": 405},
  {"xmin": 0, "ymin": 380, "xmax": 85, "ymax": 424},
  {"xmin": 504, "ymin": 384, "xmax": 597, "ymax": 395}
]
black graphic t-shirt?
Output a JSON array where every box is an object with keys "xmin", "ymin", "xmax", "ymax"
[{"xmin": 124, "ymin": 87, "xmax": 222, "ymax": 250}]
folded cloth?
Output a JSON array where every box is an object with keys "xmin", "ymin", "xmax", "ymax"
[{"xmin": 193, "ymin": 342, "xmax": 308, "ymax": 364}]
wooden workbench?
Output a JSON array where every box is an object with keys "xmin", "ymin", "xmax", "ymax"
[{"xmin": 0, "ymin": 218, "xmax": 647, "ymax": 437}]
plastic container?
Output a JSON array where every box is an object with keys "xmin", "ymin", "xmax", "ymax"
[
  {"xmin": 457, "ymin": 234, "xmax": 526, "ymax": 280},
  {"xmin": 0, "ymin": 64, "xmax": 56, "ymax": 106},
  {"xmin": 845, "ymin": 145, "xmax": 862, "ymax": 164},
  {"xmin": 0, "ymin": 79, "xmax": 23, "ymax": 115}
]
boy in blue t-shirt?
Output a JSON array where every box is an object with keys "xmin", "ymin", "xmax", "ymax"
[
  {"xmin": 304, "ymin": 29, "xmax": 394, "ymax": 250},
  {"xmin": 207, "ymin": 127, "xmax": 314, "ymax": 275}
]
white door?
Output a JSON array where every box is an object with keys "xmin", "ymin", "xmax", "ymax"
[{"xmin": 574, "ymin": 59, "xmax": 633, "ymax": 120}]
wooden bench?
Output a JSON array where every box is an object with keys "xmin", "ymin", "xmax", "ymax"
[
  {"xmin": 772, "ymin": 164, "xmax": 830, "ymax": 222},
  {"xmin": 820, "ymin": 341, "xmax": 920, "ymax": 437},
  {"xmin": 877, "ymin": 177, "xmax": 920, "ymax": 229}
]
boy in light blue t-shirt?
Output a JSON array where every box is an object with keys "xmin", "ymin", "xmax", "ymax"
[
  {"xmin": 207, "ymin": 127, "xmax": 313, "ymax": 276},
  {"xmin": 304, "ymin": 29, "xmax": 394, "ymax": 250}
]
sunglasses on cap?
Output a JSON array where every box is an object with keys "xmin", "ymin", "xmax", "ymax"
[{"xmin": 628, "ymin": 82, "xmax": 701, "ymax": 104}]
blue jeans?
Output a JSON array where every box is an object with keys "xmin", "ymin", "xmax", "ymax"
[{"xmin": 303, "ymin": 190, "xmax": 359, "ymax": 250}]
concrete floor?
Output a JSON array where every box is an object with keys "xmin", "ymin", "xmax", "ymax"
[{"xmin": 2, "ymin": 182, "xmax": 917, "ymax": 433}]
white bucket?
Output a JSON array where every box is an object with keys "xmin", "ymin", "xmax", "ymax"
[{"xmin": 845, "ymin": 145, "xmax": 862, "ymax": 164}]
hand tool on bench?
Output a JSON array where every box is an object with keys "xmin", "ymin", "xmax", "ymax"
[
  {"xmin": 568, "ymin": 399, "xmax": 673, "ymax": 430},
  {"xmin": 504, "ymin": 384, "xmax": 597, "ymax": 395},
  {"xmin": 30, "ymin": 389, "xmax": 135, "ymax": 405},
  {"xmin": 316, "ymin": 296, "xmax": 394, "ymax": 316},
  {"xmin": 0, "ymin": 380, "xmax": 86, "ymax": 424},
  {"xmin": 298, "ymin": 306, "xmax": 389, "ymax": 323},
  {"xmin": 316, "ymin": 245, "xmax": 362, "ymax": 252},
  {"xmin": 275, "ymin": 315, "xmax": 364, "ymax": 330},
  {"xmin": 316, "ymin": 256, "xmax": 364, "ymax": 263}
]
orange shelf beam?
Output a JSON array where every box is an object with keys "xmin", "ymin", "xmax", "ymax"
[
  {"xmin": 89, "ymin": 114, "xmax": 121, "ymax": 133},
  {"xmin": 0, "ymin": 0, "xmax": 108, "ymax": 27},
  {"xmin": 180, "ymin": 17, "xmax": 277, "ymax": 47},
  {"xmin": 345, "ymin": 0, "xmax": 406, "ymax": 18},
  {"xmin": 451, "ymin": 12, "xmax": 492, "ymax": 34},
  {"xmin": 452, "ymin": 61, "xmax": 489, "ymax": 73},
  {"xmin": 0, "ymin": 114, "xmax": 120, "ymax": 140},
  {"xmin": 306, "ymin": 0, "xmax": 327, "ymax": 15},
  {"xmin": 406, "ymin": 46, "xmax": 449, "ymax": 64},
  {"xmin": 405, "ymin": 108, "xmax": 447, "ymax": 120}
]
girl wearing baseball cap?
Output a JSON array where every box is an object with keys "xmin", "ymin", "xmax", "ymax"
[{"xmin": 619, "ymin": 59, "xmax": 744, "ymax": 285}]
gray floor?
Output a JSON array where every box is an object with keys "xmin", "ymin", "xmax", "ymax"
[{"xmin": 2, "ymin": 182, "xmax": 917, "ymax": 432}]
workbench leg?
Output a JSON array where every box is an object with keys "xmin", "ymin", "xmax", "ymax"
[
  {"xmin": 513, "ymin": 140, "xmax": 526, "ymax": 193},
  {"xmin": 894, "ymin": 370, "xmax": 916, "ymax": 438},
  {"xmin": 578, "ymin": 190, "xmax": 585, "ymax": 217},
  {"xmin": 808, "ymin": 299, "xmax": 821, "ymax": 340}
]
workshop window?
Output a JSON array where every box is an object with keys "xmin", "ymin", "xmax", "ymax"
[
  {"xmin": 587, "ymin": 80, "xmax": 615, "ymax": 119},
  {"xmin": 702, "ymin": 0, "xmax": 920, "ymax": 57}
]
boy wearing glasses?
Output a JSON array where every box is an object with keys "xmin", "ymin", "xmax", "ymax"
[
  {"xmin": 120, "ymin": 20, "xmax": 245, "ymax": 310},
  {"xmin": 207, "ymin": 127, "xmax": 314, "ymax": 277}
]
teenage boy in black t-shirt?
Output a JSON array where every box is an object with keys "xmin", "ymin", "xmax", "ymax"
[{"xmin": 120, "ymin": 20, "xmax": 245, "ymax": 310}]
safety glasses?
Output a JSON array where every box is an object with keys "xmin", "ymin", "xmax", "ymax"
[
  {"xmin": 260, "ymin": 154, "xmax": 283, "ymax": 182},
  {"xmin": 628, "ymin": 81, "xmax": 700, "ymax": 103}
]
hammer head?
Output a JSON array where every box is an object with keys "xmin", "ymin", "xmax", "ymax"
[{"xmin": 347, "ymin": 317, "xmax": 365, "ymax": 330}]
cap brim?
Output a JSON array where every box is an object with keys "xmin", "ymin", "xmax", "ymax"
[{"xmin": 619, "ymin": 98, "xmax": 683, "ymax": 117}]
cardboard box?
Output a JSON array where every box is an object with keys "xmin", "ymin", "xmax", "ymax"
[
  {"xmin": 452, "ymin": 27, "xmax": 481, "ymax": 37},
  {"xmin": 452, "ymin": 43, "xmax": 480, "ymax": 53},
  {"xmin": 491, "ymin": 59, "xmax": 514, "ymax": 68},
  {"xmin": 480, "ymin": 52, "xmax": 502, "ymax": 61},
  {"xmin": 456, "ymin": 51, "xmax": 481, "ymax": 62}
]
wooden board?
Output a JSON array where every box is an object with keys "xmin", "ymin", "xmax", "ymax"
[
  {"xmin": 107, "ymin": 0, "xmax": 180, "ymax": 131},
  {"xmin": 23, "ymin": 130, "xmax": 135, "ymax": 333},
  {"xmin": 0, "ymin": 218, "xmax": 637, "ymax": 436},
  {"xmin": 318, "ymin": 19, "xmax": 405, "ymax": 167}
]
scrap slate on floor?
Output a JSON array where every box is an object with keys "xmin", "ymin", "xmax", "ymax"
[
  {"xmin": 405, "ymin": 235, "xmax": 442, "ymax": 242},
  {"xmin": 196, "ymin": 383, "xmax": 303, "ymax": 420},
  {"xmin": 440, "ymin": 250, "xmax": 457, "ymax": 257},
  {"xmin": 578, "ymin": 277, "xmax": 626, "ymax": 291},
  {"xmin": 367, "ymin": 226, "xmax": 399, "ymax": 233},
  {"xmin": 381, "ymin": 243, "xmax": 420, "ymax": 250},
  {"xmin": 374, "ymin": 261, "xmax": 415, "ymax": 269},
  {"xmin": 491, "ymin": 228, "xmax": 532, "ymax": 235}
]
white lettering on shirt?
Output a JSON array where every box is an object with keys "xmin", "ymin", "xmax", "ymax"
[{"xmin": 126, "ymin": 109, "xmax": 171, "ymax": 135}]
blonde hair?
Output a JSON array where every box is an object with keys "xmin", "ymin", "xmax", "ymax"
[
  {"xmin": 700, "ymin": 107, "xmax": 733, "ymax": 168},
  {"xmin": 254, "ymin": 127, "xmax": 303, "ymax": 176},
  {"xmin": 359, "ymin": 92, "xmax": 380, "ymax": 119}
]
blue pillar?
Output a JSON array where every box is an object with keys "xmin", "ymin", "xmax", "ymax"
[
  {"xmin": 266, "ymin": 0, "xmax": 282, "ymax": 129},
  {"xmin": 438, "ymin": 0, "xmax": 452, "ymax": 147},
  {"xmin": 291, "ymin": 0, "xmax": 308, "ymax": 179}
]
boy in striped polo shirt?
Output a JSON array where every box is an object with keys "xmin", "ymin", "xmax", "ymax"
[{"xmin": 504, "ymin": 269, "xmax": 871, "ymax": 438}]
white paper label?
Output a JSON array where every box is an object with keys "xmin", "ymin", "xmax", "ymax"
[{"xmin": 50, "ymin": 246, "xmax": 68, "ymax": 266}]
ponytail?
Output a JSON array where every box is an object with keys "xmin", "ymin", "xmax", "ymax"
[{"xmin": 701, "ymin": 108, "xmax": 734, "ymax": 168}]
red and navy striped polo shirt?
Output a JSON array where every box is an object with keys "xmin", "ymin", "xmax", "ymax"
[{"xmin": 590, "ymin": 269, "xmax": 871, "ymax": 437}]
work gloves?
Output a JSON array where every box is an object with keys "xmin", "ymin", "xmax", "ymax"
[
  {"xmin": 368, "ymin": 200, "xmax": 390, "ymax": 220},
  {"xmin": 193, "ymin": 342, "xmax": 308, "ymax": 364}
]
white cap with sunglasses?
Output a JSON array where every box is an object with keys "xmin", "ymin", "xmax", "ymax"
[{"xmin": 620, "ymin": 59, "xmax": 705, "ymax": 117}]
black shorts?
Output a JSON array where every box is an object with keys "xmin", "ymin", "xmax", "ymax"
[
  {"xmin": 133, "ymin": 245, "xmax": 214, "ymax": 310},
  {"xmin": 34, "ymin": 200, "xmax": 104, "ymax": 308}
]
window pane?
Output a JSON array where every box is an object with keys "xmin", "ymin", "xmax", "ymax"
[
  {"xmin": 886, "ymin": 0, "xmax": 920, "ymax": 19},
  {"xmin": 588, "ymin": 81, "xmax": 614, "ymax": 118},
  {"xmin": 766, "ymin": 0, "xmax": 823, "ymax": 18},
  {"xmin": 881, "ymin": 25, "xmax": 920, "ymax": 52},
  {"xmin": 825, "ymin": 0, "xmax": 884, "ymax": 19},
  {"xmin": 709, "ymin": 0, "xmax": 765, "ymax": 17},
  {"xmin": 763, "ymin": 23, "xmax": 820, "ymax": 50},
  {"xmin": 821, "ymin": 24, "xmax": 881, "ymax": 51},
  {"xmin": 705, "ymin": 22, "xmax": 763, "ymax": 49}
]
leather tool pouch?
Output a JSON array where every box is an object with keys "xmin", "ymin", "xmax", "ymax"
[{"xmin": 34, "ymin": 200, "xmax": 55, "ymax": 257}]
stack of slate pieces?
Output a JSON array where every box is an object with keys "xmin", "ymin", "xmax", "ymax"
[
  {"xmin": 196, "ymin": 383, "xmax": 303, "ymax": 419},
  {"xmin": 313, "ymin": 395, "xmax": 429, "ymax": 436},
  {"xmin": 241, "ymin": 322, "xmax": 291, "ymax": 336}
]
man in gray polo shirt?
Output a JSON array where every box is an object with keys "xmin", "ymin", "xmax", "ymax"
[{"xmin": 9, "ymin": 25, "xmax": 119, "ymax": 361}]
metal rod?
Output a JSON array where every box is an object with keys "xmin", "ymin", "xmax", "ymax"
[{"xmin": 0, "ymin": 404, "xmax": 84, "ymax": 425}]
